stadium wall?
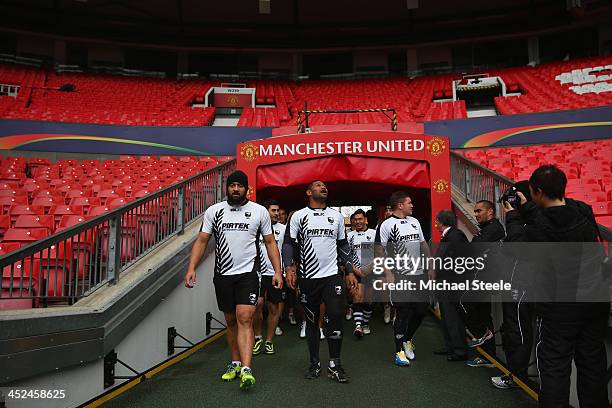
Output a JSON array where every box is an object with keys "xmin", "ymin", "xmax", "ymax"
[
  {"xmin": 0, "ymin": 105, "xmax": 610, "ymax": 156},
  {"xmin": 424, "ymin": 105, "xmax": 612, "ymax": 148},
  {"xmin": 0, "ymin": 120, "xmax": 272, "ymax": 156}
]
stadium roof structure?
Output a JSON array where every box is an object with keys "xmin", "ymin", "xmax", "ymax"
[{"xmin": 0, "ymin": 0, "xmax": 609, "ymax": 49}]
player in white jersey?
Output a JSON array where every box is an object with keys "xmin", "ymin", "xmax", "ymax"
[
  {"xmin": 252, "ymin": 199, "xmax": 286, "ymax": 356},
  {"xmin": 347, "ymin": 209, "xmax": 376, "ymax": 337},
  {"xmin": 375, "ymin": 191, "xmax": 433, "ymax": 366},
  {"xmin": 283, "ymin": 180, "xmax": 359, "ymax": 383},
  {"xmin": 184, "ymin": 170, "xmax": 283, "ymax": 391}
]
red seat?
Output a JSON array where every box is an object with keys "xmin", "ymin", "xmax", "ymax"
[
  {"xmin": 0, "ymin": 242, "xmax": 21, "ymax": 254},
  {"xmin": 87, "ymin": 206, "xmax": 110, "ymax": 217},
  {"xmin": 1, "ymin": 228, "xmax": 49, "ymax": 243},
  {"xmin": 8, "ymin": 205, "xmax": 45, "ymax": 222},
  {"xmin": 0, "ymin": 197, "xmax": 27, "ymax": 214},
  {"xmin": 59, "ymin": 215, "xmax": 87, "ymax": 229},
  {"xmin": 107, "ymin": 198, "xmax": 128, "ymax": 209},
  {"xmin": 31, "ymin": 196, "xmax": 62, "ymax": 213},
  {"xmin": 14, "ymin": 215, "xmax": 55, "ymax": 234}
]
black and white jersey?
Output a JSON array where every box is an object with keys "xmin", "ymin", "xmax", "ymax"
[
  {"xmin": 347, "ymin": 228, "xmax": 376, "ymax": 268},
  {"xmin": 201, "ymin": 200, "xmax": 272, "ymax": 276},
  {"xmin": 259, "ymin": 222, "xmax": 285, "ymax": 277},
  {"xmin": 376, "ymin": 215, "xmax": 426, "ymax": 276},
  {"xmin": 289, "ymin": 207, "xmax": 346, "ymax": 279}
]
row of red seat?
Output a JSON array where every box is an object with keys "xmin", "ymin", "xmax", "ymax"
[
  {"xmin": 492, "ymin": 56, "xmax": 612, "ymax": 115},
  {"xmin": 461, "ymin": 139, "xmax": 612, "ymax": 228},
  {"xmin": 3, "ymin": 56, "xmax": 611, "ymax": 128},
  {"xmin": 0, "ymin": 155, "xmax": 230, "ymax": 251}
]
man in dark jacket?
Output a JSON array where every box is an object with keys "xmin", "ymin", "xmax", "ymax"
[
  {"xmin": 434, "ymin": 210, "xmax": 470, "ymax": 361},
  {"xmin": 493, "ymin": 181, "xmax": 536, "ymax": 390},
  {"xmin": 462, "ymin": 200, "xmax": 505, "ymax": 368},
  {"xmin": 503, "ymin": 165, "xmax": 609, "ymax": 408}
]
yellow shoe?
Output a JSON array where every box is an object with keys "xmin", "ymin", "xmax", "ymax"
[
  {"xmin": 221, "ymin": 363, "xmax": 241, "ymax": 381},
  {"xmin": 240, "ymin": 367, "xmax": 255, "ymax": 390}
]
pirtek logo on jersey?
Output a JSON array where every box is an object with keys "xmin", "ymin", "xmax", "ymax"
[
  {"xmin": 306, "ymin": 228, "xmax": 335, "ymax": 236},
  {"xmin": 222, "ymin": 222, "xmax": 249, "ymax": 230}
]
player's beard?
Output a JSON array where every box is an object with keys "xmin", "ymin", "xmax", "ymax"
[{"xmin": 227, "ymin": 191, "xmax": 247, "ymax": 206}]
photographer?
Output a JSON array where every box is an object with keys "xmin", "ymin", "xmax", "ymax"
[
  {"xmin": 492, "ymin": 181, "xmax": 536, "ymax": 390},
  {"xmin": 503, "ymin": 165, "xmax": 609, "ymax": 408}
]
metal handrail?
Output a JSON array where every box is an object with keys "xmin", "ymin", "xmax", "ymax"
[
  {"xmin": 450, "ymin": 151, "xmax": 514, "ymax": 223},
  {"xmin": 0, "ymin": 159, "xmax": 236, "ymax": 307},
  {"xmin": 450, "ymin": 151, "xmax": 612, "ymax": 240}
]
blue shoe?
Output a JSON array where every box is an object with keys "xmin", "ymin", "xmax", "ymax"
[{"xmin": 395, "ymin": 351, "xmax": 410, "ymax": 366}]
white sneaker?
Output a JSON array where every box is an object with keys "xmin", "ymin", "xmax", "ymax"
[
  {"xmin": 403, "ymin": 340, "xmax": 415, "ymax": 360},
  {"xmin": 345, "ymin": 307, "xmax": 352, "ymax": 321},
  {"xmin": 299, "ymin": 321, "xmax": 306, "ymax": 338},
  {"xmin": 320, "ymin": 328, "xmax": 325, "ymax": 340},
  {"xmin": 288, "ymin": 313, "xmax": 297, "ymax": 326},
  {"xmin": 362, "ymin": 325, "xmax": 371, "ymax": 335},
  {"xmin": 275, "ymin": 326, "xmax": 283, "ymax": 336},
  {"xmin": 384, "ymin": 304, "xmax": 391, "ymax": 324}
]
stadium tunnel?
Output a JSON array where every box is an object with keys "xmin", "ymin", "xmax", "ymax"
[{"xmin": 237, "ymin": 130, "xmax": 451, "ymax": 241}]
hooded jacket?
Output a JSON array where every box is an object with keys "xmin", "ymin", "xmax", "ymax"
[{"xmin": 505, "ymin": 199, "xmax": 607, "ymax": 320}]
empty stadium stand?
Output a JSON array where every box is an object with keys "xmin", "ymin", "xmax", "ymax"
[
  {"xmin": 2, "ymin": 56, "xmax": 611, "ymax": 127},
  {"xmin": 461, "ymin": 139, "xmax": 612, "ymax": 228},
  {"xmin": 493, "ymin": 56, "xmax": 612, "ymax": 115},
  {"xmin": 0, "ymin": 155, "xmax": 229, "ymax": 251}
]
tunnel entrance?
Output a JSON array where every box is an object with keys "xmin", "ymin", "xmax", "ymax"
[{"xmin": 236, "ymin": 130, "xmax": 450, "ymax": 241}]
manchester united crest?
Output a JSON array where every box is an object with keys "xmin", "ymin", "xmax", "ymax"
[
  {"xmin": 426, "ymin": 137, "xmax": 447, "ymax": 157},
  {"xmin": 228, "ymin": 95, "xmax": 239, "ymax": 106},
  {"xmin": 432, "ymin": 179, "xmax": 449, "ymax": 193},
  {"xmin": 240, "ymin": 144, "xmax": 259, "ymax": 162}
]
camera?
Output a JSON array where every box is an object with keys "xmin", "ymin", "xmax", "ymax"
[{"xmin": 499, "ymin": 186, "xmax": 520, "ymax": 207}]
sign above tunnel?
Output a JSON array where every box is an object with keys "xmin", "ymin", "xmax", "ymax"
[{"xmin": 236, "ymin": 130, "xmax": 451, "ymax": 241}]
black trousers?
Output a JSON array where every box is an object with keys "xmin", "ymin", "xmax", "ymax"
[
  {"xmin": 462, "ymin": 300, "xmax": 496, "ymax": 357},
  {"xmin": 501, "ymin": 294, "xmax": 535, "ymax": 381},
  {"xmin": 536, "ymin": 303, "xmax": 609, "ymax": 408},
  {"xmin": 439, "ymin": 300, "xmax": 467, "ymax": 356}
]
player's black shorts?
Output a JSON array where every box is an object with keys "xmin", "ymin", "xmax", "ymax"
[
  {"xmin": 260, "ymin": 275, "xmax": 286, "ymax": 304},
  {"xmin": 298, "ymin": 274, "xmax": 344, "ymax": 319},
  {"xmin": 213, "ymin": 272, "xmax": 260, "ymax": 312}
]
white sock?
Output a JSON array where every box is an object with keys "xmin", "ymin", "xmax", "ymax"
[
  {"xmin": 232, "ymin": 360, "xmax": 241, "ymax": 366},
  {"xmin": 241, "ymin": 366, "xmax": 250, "ymax": 371}
]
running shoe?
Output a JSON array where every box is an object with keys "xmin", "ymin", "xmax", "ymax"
[
  {"xmin": 240, "ymin": 367, "xmax": 255, "ymax": 390},
  {"xmin": 491, "ymin": 375, "xmax": 520, "ymax": 389},
  {"xmin": 345, "ymin": 307, "xmax": 352, "ymax": 321},
  {"xmin": 395, "ymin": 350, "xmax": 411, "ymax": 366},
  {"xmin": 264, "ymin": 341, "xmax": 275, "ymax": 355},
  {"xmin": 466, "ymin": 357, "xmax": 495, "ymax": 368},
  {"xmin": 327, "ymin": 364, "xmax": 349, "ymax": 383},
  {"xmin": 275, "ymin": 326, "xmax": 283, "ymax": 336},
  {"xmin": 299, "ymin": 321, "xmax": 306, "ymax": 338},
  {"xmin": 305, "ymin": 361, "xmax": 321, "ymax": 380},
  {"xmin": 353, "ymin": 325, "xmax": 364, "ymax": 338},
  {"xmin": 384, "ymin": 304, "xmax": 391, "ymax": 324},
  {"xmin": 221, "ymin": 362, "xmax": 241, "ymax": 381},
  {"xmin": 467, "ymin": 329, "xmax": 494, "ymax": 348},
  {"xmin": 362, "ymin": 325, "xmax": 371, "ymax": 335},
  {"xmin": 403, "ymin": 340, "xmax": 415, "ymax": 360},
  {"xmin": 252, "ymin": 337, "xmax": 263, "ymax": 355},
  {"xmin": 288, "ymin": 313, "xmax": 297, "ymax": 326}
]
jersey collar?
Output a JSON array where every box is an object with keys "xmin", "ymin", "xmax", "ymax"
[{"xmin": 308, "ymin": 205, "xmax": 327, "ymax": 211}]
